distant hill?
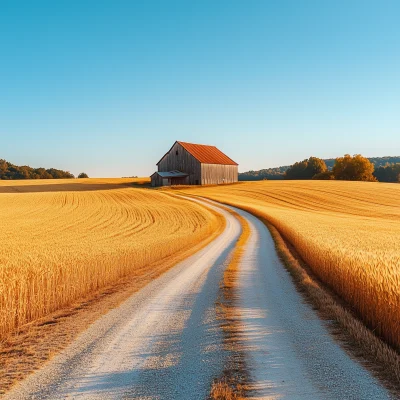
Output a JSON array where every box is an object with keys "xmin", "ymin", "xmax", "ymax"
[
  {"xmin": 0, "ymin": 159, "xmax": 74, "ymax": 180},
  {"xmin": 239, "ymin": 156, "xmax": 400, "ymax": 181}
]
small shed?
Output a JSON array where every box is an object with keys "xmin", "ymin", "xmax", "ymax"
[{"xmin": 150, "ymin": 170, "xmax": 189, "ymax": 187}]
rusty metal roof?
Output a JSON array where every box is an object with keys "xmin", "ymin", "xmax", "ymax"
[{"xmin": 177, "ymin": 141, "xmax": 238, "ymax": 165}]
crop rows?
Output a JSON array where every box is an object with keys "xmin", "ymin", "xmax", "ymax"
[{"xmin": 0, "ymin": 180, "xmax": 219, "ymax": 338}]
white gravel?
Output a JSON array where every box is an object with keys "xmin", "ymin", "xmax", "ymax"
[{"xmin": 3, "ymin": 198, "xmax": 394, "ymax": 400}]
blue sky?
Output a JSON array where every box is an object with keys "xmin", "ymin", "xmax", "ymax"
[{"xmin": 1, "ymin": 1, "xmax": 399, "ymax": 177}]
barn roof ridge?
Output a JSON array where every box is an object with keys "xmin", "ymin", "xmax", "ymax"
[{"xmin": 156, "ymin": 140, "xmax": 237, "ymax": 166}]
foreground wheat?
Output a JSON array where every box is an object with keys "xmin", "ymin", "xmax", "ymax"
[
  {"xmin": 182, "ymin": 181, "xmax": 400, "ymax": 350},
  {"xmin": 0, "ymin": 179, "xmax": 220, "ymax": 338}
]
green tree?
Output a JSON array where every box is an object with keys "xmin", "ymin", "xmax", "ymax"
[
  {"xmin": 312, "ymin": 171, "xmax": 334, "ymax": 180},
  {"xmin": 333, "ymin": 154, "xmax": 376, "ymax": 181},
  {"xmin": 305, "ymin": 157, "xmax": 327, "ymax": 177},
  {"xmin": 285, "ymin": 160, "xmax": 308, "ymax": 179},
  {"xmin": 373, "ymin": 163, "xmax": 400, "ymax": 182},
  {"xmin": 0, "ymin": 159, "xmax": 74, "ymax": 180},
  {"xmin": 285, "ymin": 157, "xmax": 327, "ymax": 180},
  {"xmin": 78, "ymin": 172, "xmax": 89, "ymax": 178}
]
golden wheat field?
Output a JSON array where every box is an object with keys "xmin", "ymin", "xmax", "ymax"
[
  {"xmin": 0, "ymin": 178, "xmax": 221, "ymax": 339},
  {"xmin": 182, "ymin": 180, "xmax": 400, "ymax": 350}
]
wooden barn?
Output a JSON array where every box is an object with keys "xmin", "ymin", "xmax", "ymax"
[{"xmin": 151, "ymin": 141, "xmax": 238, "ymax": 187}]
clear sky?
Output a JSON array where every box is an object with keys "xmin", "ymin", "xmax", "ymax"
[{"xmin": 1, "ymin": 1, "xmax": 399, "ymax": 177}]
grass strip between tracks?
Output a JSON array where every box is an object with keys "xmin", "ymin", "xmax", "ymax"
[{"xmin": 184, "ymin": 198, "xmax": 251, "ymax": 400}]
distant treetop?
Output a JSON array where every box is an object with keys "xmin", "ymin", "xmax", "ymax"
[
  {"xmin": 332, "ymin": 154, "xmax": 376, "ymax": 182},
  {"xmin": 284, "ymin": 157, "xmax": 327, "ymax": 180},
  {"xmin": 0, "ymin": 159, "xmax": 74, "ymax": 180}
]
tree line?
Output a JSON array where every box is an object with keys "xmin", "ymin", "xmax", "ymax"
[
  {"xmin": 0, "ymin": 159, "xmax": 88, "ymax": 179},
  {"xmin": 323, "ymin": 156, "xmax": 400, "ymax": 170},
  {"xmin": 285, "ymin": 154, "xmax": 400, "ymax": 182},
  {"xmin": 238, "ymin": 166, "xmax": 287, "ymax": 181},
  {"xmin": 239, "ymin": 156, "xmax": 400, "ymax": 182}
]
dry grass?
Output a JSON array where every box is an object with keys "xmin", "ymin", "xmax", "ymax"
[
  {"xmin": 177, "ymin": 180, "xmax": 400, "ymax": 351},
  {"xmin": 199, "ymin": 199, "xmax": 249, "ymax": 400},
  {"xmin": 0, "ymin": 179, "xmax": 220, "ymax": 340},
  {"xmin": 210, "ymin": 379, "xmax": 242, "ymax": 400},
  {"xmin": 221, "ymin": 210, "xmax": 251, "ymax": 291}
]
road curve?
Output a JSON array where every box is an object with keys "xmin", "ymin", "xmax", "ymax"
[
  {"xmin": 4, "ymin": 199, "xmax": 241, "ymax": 400},
  {"xmin": 3, "ymin": 198, "xmax": 393, "ymax": 400}
]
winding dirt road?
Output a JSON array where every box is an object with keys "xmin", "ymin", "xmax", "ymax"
[{"xmin": 4, "ymin": 198, "xmax": 393, "ymax": 399}]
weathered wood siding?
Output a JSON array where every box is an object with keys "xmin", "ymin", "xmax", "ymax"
[
  {"xmin": 171, "ymin": 176, "xmax": 189, "ymax": 185},
  {"xmin": 150, "ymin": 173, "xmax": 163, "ymax": 187},
  {"xmin": 201, "ymin": 164, "xmax": 238, "ymax": 185},
  {"xmin": 157, "ymin": 142, "xmax": 201, "ymax": 185}
]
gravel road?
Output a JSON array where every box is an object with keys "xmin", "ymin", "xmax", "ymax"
[{"xmin": 3, "ymin": 198, "xmax": 393, "ymax": 400}]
